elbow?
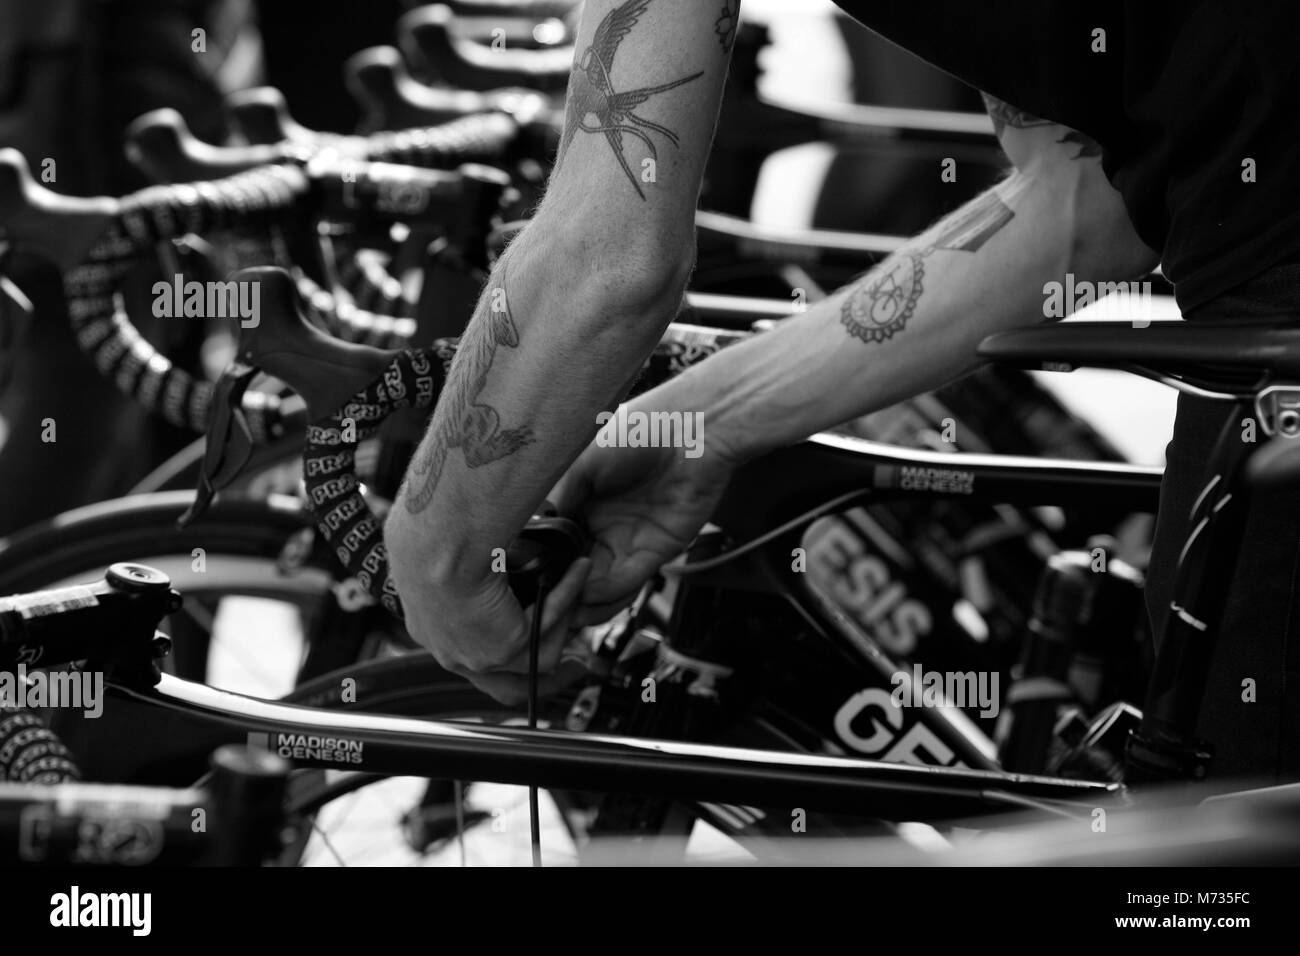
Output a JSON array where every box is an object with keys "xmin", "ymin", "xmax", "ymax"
[
  {"xmin": 383, "ymin": 507, "xmax": 415, "ymax": 578},
  {"xmin": 596, "ymin": 233, "xmax": 695, "ymax": 322},
  {"xmin": 570, "ymin": 219, "xmax": 695, "ymax": 315},
  {"xmin": 518, "ymin": 215, "xmax": 695, "ymax": 340},
  {"xmin": 1045, "ymin": 162, "xmax": 1159, "ymax": 281}
]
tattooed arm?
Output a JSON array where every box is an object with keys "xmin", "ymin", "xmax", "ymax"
[
  {"xmin": 550, "ymin": 102, "xmax": 1160, "ymax": 625},
  {"xmin": 385, "ymin": 0, "xmax": 738, "ymax": 698},
  {"xmin": 640, "ymin": 99, "xmax": 1158, "ymax": 462}
]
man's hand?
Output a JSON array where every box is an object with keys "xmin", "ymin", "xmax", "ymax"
[
  {"xmin": 551, "ymin": 392, "xmax": 741, "ymax": 627},
  {"xmin": 398, "ymin": 549, "xmax": 594, "ymax": 705}
]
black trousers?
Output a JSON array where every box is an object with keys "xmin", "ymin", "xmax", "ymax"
[{"xmin": 1145, "ymin": 266, "xmax": 1300, "ymax": 784}]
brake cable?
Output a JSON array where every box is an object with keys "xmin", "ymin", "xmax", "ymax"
[
  {"xmin": 528, "ymin": 575, "xmax": 544, "ymax": 867},
  {"xmin": 660, "ymin": 489, "xmax": 870, "ymax": 576}
]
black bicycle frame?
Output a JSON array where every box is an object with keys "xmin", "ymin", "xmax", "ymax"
[
  {"xmin": 57, "ymin": 672, "xmax": 1118, "ymax": 822},
  {"xmin": 16, "ymin": 437, "xmax": 1159, "ymax": 825},
  {"xmin": 651, "ymin": 434, "xmax": 1160, "ymax": 777}
]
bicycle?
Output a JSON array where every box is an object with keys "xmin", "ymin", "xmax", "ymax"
[{"xmin": 5, "ymin": 1, "xmax": 1263, "ymax": 868}]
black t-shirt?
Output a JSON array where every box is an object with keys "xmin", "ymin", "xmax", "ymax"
[{"xmin": 830, "ymin": 1, "xmax": 1300, "ymax": 313}]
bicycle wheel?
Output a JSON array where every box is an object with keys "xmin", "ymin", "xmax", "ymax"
[
  {"xmin": 279, "ymin": 678, "xmax": 586, "ymax": 866},
  {"xmin": 0, "ymin": 491, "xmax": 407, "ymax": 696}
]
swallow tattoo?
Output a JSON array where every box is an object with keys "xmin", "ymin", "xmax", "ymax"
[{"xmin": 557, "ymin": 0, "xmax": 704, "ymax": 199}]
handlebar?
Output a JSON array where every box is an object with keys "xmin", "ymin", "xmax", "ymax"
[
  {"xmin": 227, "ymin": 265, "xmax": 588, "ymax": 615},
  {"xmin": 126, "ymin": 109, "xmax": 306, "ymax": 183},
  {"xmin": 344, "ymin": 46, "xmax": 560, "ymax": 137},
  {"xmin": 4, "ymin": 142, "xmax": 510, "ymax": 434},
  {"xmin": 0, "ymin": 707, "xmax": 81, "ymax": 784},
  {"xmin": 1, "ymin": 743, "xmax": 291, "ymax": 866},
  {"xmin": 398, "ymin": 4, "xmax": 574, "ymax": 61},
  {"xmin": 134, "ymin": 103, "xmax": 523, "ymax": 183},
  {"xmin": 399, "ymin": 4, "xmax": 572, "ymax": 93},
  {"xmin": 0, "ymin": 149, "xmax": 119, "ymax": 270},
  {"xmin": 437, "ymin": 0, "xmax": 579, "ymax": 18},
  {"xmin": 226, "ymin": 87, "xmax": 320, "ymax": 146}
]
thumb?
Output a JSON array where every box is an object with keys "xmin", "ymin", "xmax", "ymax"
[{"xmin": 537, "ymin": 556, "xmax": 592, "ymax": 635}]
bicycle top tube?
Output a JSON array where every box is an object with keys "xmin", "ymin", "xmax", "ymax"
[{"xmin": 712, "ymin": 432, "xmax": 1162, "ymax": 545}]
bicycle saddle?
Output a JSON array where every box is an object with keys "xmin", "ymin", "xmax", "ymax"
[{"xmin": 979, "ymin": 320, "xmax": 1300, "ymax": 388}]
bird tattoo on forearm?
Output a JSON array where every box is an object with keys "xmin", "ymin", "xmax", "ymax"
[{"xmin": 557, "ymin": 0, "xmax": 703, "ymax": 199}]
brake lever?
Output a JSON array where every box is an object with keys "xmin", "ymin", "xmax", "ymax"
[
  {"xmin": 0, "ymin": 243, "xmax": 33, "ymax": 394},
  {"xmin": 505, "ymin": 509, "xmax": 586, "ymax": 608},
  {"xmin": 177, "ymin": 363, "xmax": 259, "ymax": 528}
]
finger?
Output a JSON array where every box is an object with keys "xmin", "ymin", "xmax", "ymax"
[
  {"xmin": 557, "ymin": 630, "xmax": 598, "ymax": 670},
  {"xmin": 539, "ymin": 557, "xmax": 593, "ymax": 634},
  {"xmin": 574, "ymin": 597, "xmax": 636, "ymax": 629},
  {"xmin": 475, "ymin": 558, "xmax": 592, "ymax": 678},
  {"xmin": 533, "ymin": 558, "xmax": 592, "ymax": 672},
  {"xmin": 541, "ymin": 657, "xmax": 592, "ymax": 697},
  {"xmin": 462, "ymin": 657, "xmax": 590, "ymax": 708},
  {"xmin": 579, "ymin": 544, "xmax": 661, "ymax": 614},
  {"xmin": 489, "ymin": 612, "xmax": 579, "ymax": 676},
  {"xmin": 535, "ymin": 614, "xmax": 581, "ymax": 673},
  {"xmin": 460, "ymin": 670, "xmax": 528, "ymax": 707}
]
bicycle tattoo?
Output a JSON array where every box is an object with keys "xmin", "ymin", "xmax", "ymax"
[{"xmin": 841, "ymin": 188, "xmax": 1017, "ymax": 345}]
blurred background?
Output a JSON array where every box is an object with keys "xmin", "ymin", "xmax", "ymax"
[
  {"xmin": 0, "ymin": 0, "xmax": 1174, "ymax": 542},
  {"xmin": 0, "ymin": 0, "xmax": 1196, "ymax": 868}
]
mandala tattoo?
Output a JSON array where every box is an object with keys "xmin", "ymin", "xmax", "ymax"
[
  {"xmin": 403, "ymin": 265, "xmax": 534, "ymax": 514},
  {"xmin": 840, "ymin": 254, "xmax": 926, "ymax": 345},
  {"xmin": 556, "ymin": 0, "xmax": 703, "ymax": 199},
  {"xmin": 840, "ymin": 190, "xmax": 1016, "ymax": 346}
]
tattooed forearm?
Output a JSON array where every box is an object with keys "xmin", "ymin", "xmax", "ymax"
[
  {"xmin": 402, "ymin": 266, "xmax": 534, "ymax": 514},
  {"xmin": 840, "ymin": 189, "xmax": 1016, "ymax": 345},
  {"xmin": 715, "ymin": 1, "xmax": 738, "ymax": 52},
  {"xmin": 556, "ymin": 0, "xmax": 703, "ymax": 199},
  {"xmin": 927, "ymin": 190, "xmax": 1016, "ymax": 253}
]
